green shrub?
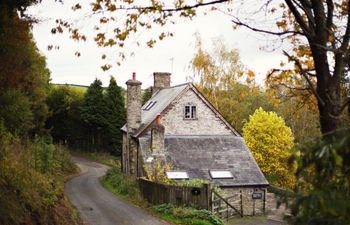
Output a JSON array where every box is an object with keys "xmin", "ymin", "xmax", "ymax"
[
  {"xmin": 0, "ymin": 129, "xmax": 79, "ymax": 225},
  {"xmin": 171, "ymin": 179, "xmax": 209, "ymax": 187},
  {"xmin": 102, "ymin": 166, "xmax": 141, "ymax": 201},
  {"xmin": 153, "ymin": 204, "xmax": 224, "ymax": 225}
]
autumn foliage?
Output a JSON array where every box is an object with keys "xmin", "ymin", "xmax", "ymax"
[{"xmin": 243, "ymin": 108, "xmax": 296, "ymax": 189}]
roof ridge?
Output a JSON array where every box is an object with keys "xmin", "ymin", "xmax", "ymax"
[{"xmin": 167, "ymin": 82, "xmax": 192, "ymax": 89}]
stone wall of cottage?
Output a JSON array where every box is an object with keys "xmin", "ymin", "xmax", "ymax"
[
  {"xmin": 160, "ymin": 88, "xmax": 233, "ymax": 135},
  {"xmin": 221, "ymin": 187, "xmax": 267, "ymax": 216}
]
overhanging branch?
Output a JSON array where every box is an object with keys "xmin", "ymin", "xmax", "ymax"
[
  {"xmin": 283, "ymin": 50, "xmax": 325, "ymax": 106},
  {"xmin": 231, "ymin": 17, "xmax": 304, "ymax": 36}
]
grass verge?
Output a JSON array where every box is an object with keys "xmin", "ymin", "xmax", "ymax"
[
  {"xmin": 153, "ymin": 203, "xmax": 224, "ymax": 225},
  {"xmin": 102, "ymin": 166, "xmax": 224, "ymax": 225},
  {"xmin": 70, "ymin": 149, "xmax": 120, "ymax": 167}
]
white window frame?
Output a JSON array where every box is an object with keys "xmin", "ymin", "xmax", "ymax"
[
  {"xmin": 209, "ymin": 170, "xmax": 233, "ymax": 179},
  {"xmin": 166, "ymin": 171, "xmax": 189, "ymax": 180},
  {"xmin": 184, "ymin": 103, "xmax": 197, "ymax": 119}
]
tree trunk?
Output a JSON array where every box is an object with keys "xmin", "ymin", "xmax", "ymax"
[{"xmin": 311, "ymin": 41, "xmax": 341, "ymax": 137}]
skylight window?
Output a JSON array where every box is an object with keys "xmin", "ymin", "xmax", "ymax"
[
  {"xmin": 209, "ymin": 170, "xmax": 233, "ymax": 179},
  {"xmin": 143, "ymin": 101, "xmax": 157, "ymax": 111},
  {"xmin": 166, "ymin": 171, "xmax": 189, "ymax": 180}
]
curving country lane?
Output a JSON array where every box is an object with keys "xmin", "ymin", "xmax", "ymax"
[{"xmin": 65, "ymin": 156, "xmax": 169, "ymax": 225}]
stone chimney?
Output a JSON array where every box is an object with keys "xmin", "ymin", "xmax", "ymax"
[
  {"xmin": 126, "ymin": 72, "xmax": 142, "ymax": 134},
  {"xmin": 153, "ymin": 72, "xmax": 171, "ymax": 94},
  {"xmin": 151, "ymin": 115, "xmax": 165, "ymax": 153}
]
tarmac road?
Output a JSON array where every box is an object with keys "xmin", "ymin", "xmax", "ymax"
[{"xmin": 65, "ymin": 156, "xmax": 169, "ymax": 225}]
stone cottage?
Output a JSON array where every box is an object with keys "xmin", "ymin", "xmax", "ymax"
[{"xmin": 121, "ymin": 72, "xmax": 269, "ymax": 216}]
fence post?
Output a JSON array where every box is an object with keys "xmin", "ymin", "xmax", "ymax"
[
  {"xmin": 263, "ymin": 188, "xmax": 266, "ymax": 213},
  {"xmin": 206, "ymin": 183, "xmax": 211, "ymax": 211},
  {"xmin": 240, "ymin": 190, "xmax": 243, "ymax": 217}
]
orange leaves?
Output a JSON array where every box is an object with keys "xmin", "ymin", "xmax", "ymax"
[
  {"xmin": 99, "ymin": 17, "xmax": 109, "ymax": 24},
  {"xmin": 276, "ymin": 20, "xmax": 288, "ymax": 31},
  {"xmin": 240, "ymin": 91, "xmax": 248, "ymax": 99},
  {"xmin": 247, "ymin": 70, "xmax": 255, "ymax": 78},
  {"xmin": 70, "ymin": 29, "xmax": 86, "ymax": 42}
]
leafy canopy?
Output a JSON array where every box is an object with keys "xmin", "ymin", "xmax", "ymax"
[{"xmin": 243, "ymin": 107, "xmax": 295, "ymax": 188}]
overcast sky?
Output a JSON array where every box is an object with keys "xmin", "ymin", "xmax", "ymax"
[{"xmin": 28, "ymin": 0, "xmax": 286, "ymax": 89}]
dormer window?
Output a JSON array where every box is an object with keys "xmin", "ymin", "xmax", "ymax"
[{"xmin": 184, "ymin": 103, "xmax": 196, "ymax": 119}]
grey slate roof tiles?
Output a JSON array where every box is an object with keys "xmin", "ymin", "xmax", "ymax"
[
  {"xmin": 139, "ymin": 135, "xmax": 269, "ymax": 187},
  {"xmin": 121, "ymin": 83, "xmax": 189, "ymax": 136}
]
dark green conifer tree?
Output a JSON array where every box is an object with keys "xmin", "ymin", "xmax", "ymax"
[
  {"xmin": 80, "ymin": 79, "xmax": 108, "ymax": 151},
  {"xmin": 105, "ymin": 76, "xmax": 126, "ymax": 155}
]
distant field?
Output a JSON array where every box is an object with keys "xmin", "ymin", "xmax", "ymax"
[{"xmin": 51, "ymin": 83, "xmax": 89, "ymax": 92}]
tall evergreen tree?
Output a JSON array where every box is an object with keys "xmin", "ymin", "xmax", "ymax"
[
  {"xmin": 0, "ymin": 2, "xmax": 50, "ymax": 137},
  {"xmin": 105, "ymin": 76, "xmax": 126, "ymax": 155},
  {"xmin": 46, "ymin": 86, "xmax": 85, "ymax": 146},
  {"xmin": 80, "ymin": 79, "xmax": 108, "ymax": 151}
]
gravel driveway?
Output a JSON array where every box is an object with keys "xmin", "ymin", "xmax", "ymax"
[{"xmin": 65, "ymin": 156, "xmax": 169, "ymax": 225}]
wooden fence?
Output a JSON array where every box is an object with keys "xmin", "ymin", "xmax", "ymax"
[{"xmin": 138, "ymin": 178, "xmax": 211, "ymax": 209}]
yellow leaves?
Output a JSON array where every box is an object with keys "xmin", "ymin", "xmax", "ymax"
[
  {"xmin": 328, "ymin": 34, "xmax": 334, "ymax": 43},
  {"xmin": 116, "ymin": 31, "xmax": 128, "ymax": 41},
  {"xmin": 243, "ymin": 107, "xmax": 296, "ymax": 188},
  {"xmin": 144, "ymin": 158, "xmax": 173, "ymax": 184},
  {"xmin": 147, "ymin": 39, "xmax": 156, "ymax": 48}
]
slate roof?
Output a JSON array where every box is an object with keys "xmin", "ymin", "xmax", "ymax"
[
  {"xmin": 121, "ymin": 82, "xmax": 239, "ymax": 136},
  {"xmin": 139, "ymin": 135, "xmax": 269, "ymax": 187},
  {"xmin": 121, "ymin": 83, "xmax": 189, "ymax": 136}
]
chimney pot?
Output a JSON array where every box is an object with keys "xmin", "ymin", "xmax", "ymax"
[
  {"xmin": 132, "ymin": 72, "xmax": 136, "ymax": 80},
  {"xmin": 156, "ymin": 115, "xmax": 161, "ymax": 125}
]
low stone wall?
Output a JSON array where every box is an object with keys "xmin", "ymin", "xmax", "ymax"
[
  {"xmin": 138, "ymin": 178, "xmax": 211, "ymax": 209},
  {"xmin": 221, "ymin": 187, "xmax": 267, "ymax": 216}
]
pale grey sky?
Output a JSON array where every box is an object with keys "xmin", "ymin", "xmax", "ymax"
[{"xmin": 28, "ymin": 0, "xmax": 285, "ymax": 88}]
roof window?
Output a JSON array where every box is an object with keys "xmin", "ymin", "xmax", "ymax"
[
  {"xmin": 143, "ymin": 101, "xmax": 157, "ymax": 111},
  {"xmin": 209, "ymin": 170, "xmax": 233, "ymax": 179},
  {"xmin": 166, "ymin": 171, "xmax": 189, "ymax": 180}
]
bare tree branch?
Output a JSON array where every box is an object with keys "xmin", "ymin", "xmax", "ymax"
[
  {"xmin": 295, "ymin": 0, "xmax": 315, "ymax": 32},
  {"xmin": 326, "ymin": 0, "xmax": 334, "ymax": 32},
  {"xmin": 230, "ymin": 16, "xmax": 303, "ymax": 36},
  {"xmin": 285, "ymin": 0, "xmax": 312, "ymax": 37},
  {"xmin": 283, "ymin": 50, "xmax": 325, "ymax": 106},
  {"xmin": 92, "ymin": 0, "xmax": 230, "ymax": 13}
]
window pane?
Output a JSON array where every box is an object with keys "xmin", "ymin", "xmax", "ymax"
[
  {"xmin": 209, "ymin": 170, "xmax": 233, "ymax": 179},
  {"xmin": 185, "ymin": 106, "xmax": 190, "ymax": 118},
  {"xmin": 191, "ymin": 106, "xmax": 196, "ymax": 119},
  {"xmin": 166, "ymin": 171, "xmax": 189, "ymax": 179}
]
